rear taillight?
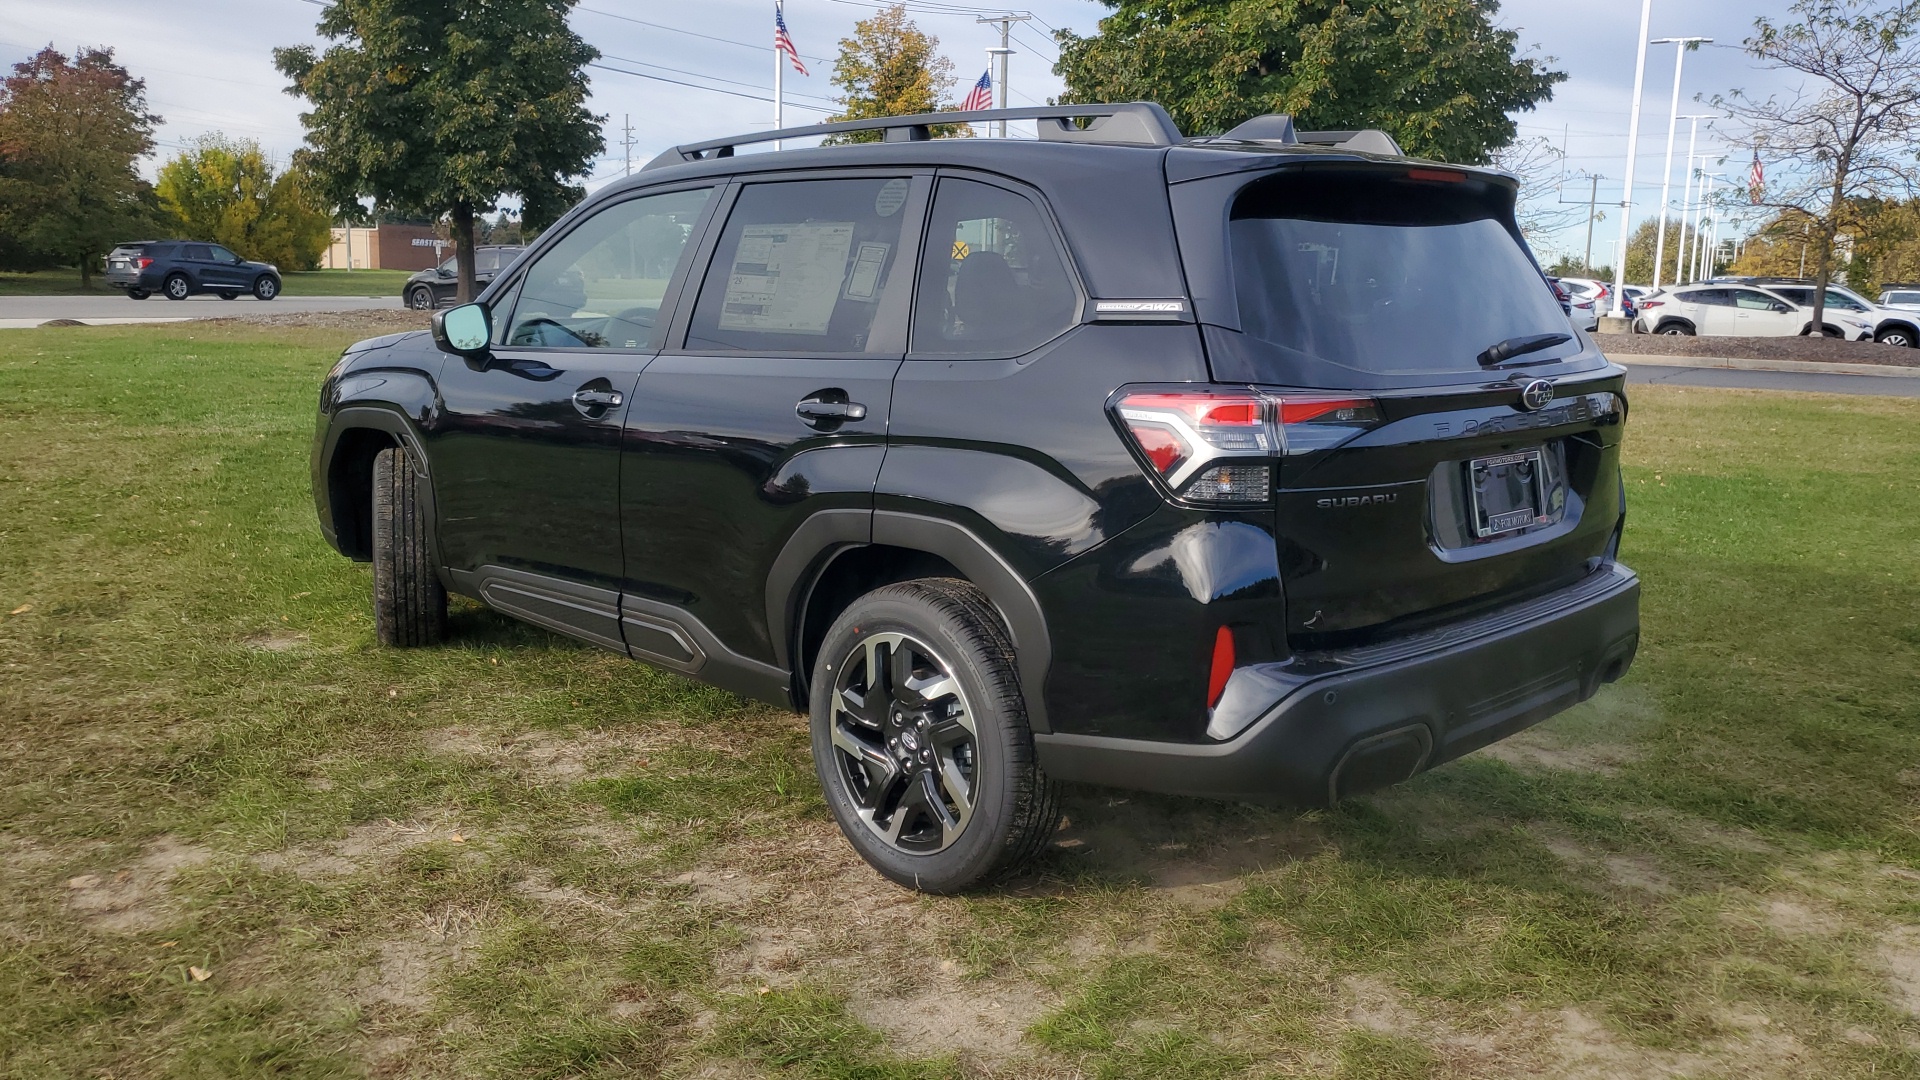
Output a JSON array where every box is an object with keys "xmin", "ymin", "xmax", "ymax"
[
  {"xmin": 1112, "ymin": 387, "xmax": 1380, "ymax": 504},
  {"xmin": 135, "ymin": 256, "xmax": 153, "ymax": 269},
  {"xmin": 1638, "ymin": 300, "xmax": 1664, "ymax": 310}
]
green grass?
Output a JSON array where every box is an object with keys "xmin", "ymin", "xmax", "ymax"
[
  {"xmin": 2, "ymin": 322, "xmax": 1919, "ymax": 1077},
  {"xmin": 0, "ymin": 267, "xmax": 414, "ymax": 297}
]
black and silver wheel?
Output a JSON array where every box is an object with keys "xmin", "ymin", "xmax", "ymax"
[
  {"xmin": 1876, "ymin": 327, "xmax": 1917, "ymax": 348},
  {"xmin": 408, "ymin": 285, "xmax": 436, "ymax": 310},
  {"xmin": 811, "ymin": 579, "xmax": 1059, "ymax": 893},
  {"xmin": 163, "ymin": 272, "xmax": 191, "ymax": 300},
  {"xmin": 1657, "ymin": 321, "xmax": 1693, "ymax": 336},
  {"xmin": 371, "ymin": 447, "xmax": 447, "ymax": 647},
  {"xmin": 252, "ymin": 274, "xmax": 279, "ymax": 301}
]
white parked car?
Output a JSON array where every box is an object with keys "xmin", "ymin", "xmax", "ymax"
[
  {"xmin": 1633, "ymin": 283, "xmax": 1875, "ymax": 339},
  {"xmin": 1556, "ymin": 276, "xmax": 1610, "ymax": 329},
  {"xmin": 1878, "ymin": 286, "xmax": 1920, "ymax": 314},
  {"xmin": 1764, "ymin": 283, "xmax": 1919, "ymax": 348}
]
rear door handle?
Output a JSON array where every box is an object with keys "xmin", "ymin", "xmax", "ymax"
[
  {"xmin": 795, "ymin": 394, "xmax": 868, "ymax": 429},
  {"xmin": 573, "ymin": 388, "xmax": 623, "ymax": 409}
]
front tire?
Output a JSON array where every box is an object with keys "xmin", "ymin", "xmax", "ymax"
[
  {"xmin": 811, "ymin": 579, "xmax": 1060, "ymax": 894},
  {"xmin": 1877, "ymin": 327, "xmax": 1918, "ymax": 348},
  {"xmin": 163, "ymin": 273, "xmax": 190, "ymax": 300},
  {"xmin": 1657, "ymin": 320, "xmax": 1694, "ymax": 336},
  {"xmin": 252, "ymin": 274, "xmax": 279, "ymax": 301},
  {"xmin": 371, "ymin": 447, "xmax": 447, "ymax": 647},
  {"xmin": 408, "ymin": 285, "xmax": 436, "ymax": 311}
]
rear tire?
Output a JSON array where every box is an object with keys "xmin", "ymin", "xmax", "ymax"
[
  {"xmin": 163, "ymin": 273, "xmax": 190, "ymax": 300},
  {"xmin": 810, "ymin": 578, "xmax": 1060, "ymax": 893},
  {"xmin": 371, "ymin": 447, "xmax": 447, "ymax": 647},
  {"xmin": 126, "ymin": 288, "xmax": 149, "ymax": 300},
  {"xmin": 217, "ymin": 291, "xmax": 238, "ymax": 300}
]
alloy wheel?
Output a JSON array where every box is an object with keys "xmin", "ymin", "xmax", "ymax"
[
  {"xmin": 829, "ymin": 631, "xmax": 978, "ymax": 855},
  {"xmin": 1880, "ymin": 331, "xmax": 1914, "ymax": 348}
]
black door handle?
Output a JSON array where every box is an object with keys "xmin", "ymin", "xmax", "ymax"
[
  {"xmin": 573, "ymin": 388, "xmax": 623, "ymax": 409},
  {"xmin": 795, "ymin": 393, "xmax": 868, "ymax": 429}
]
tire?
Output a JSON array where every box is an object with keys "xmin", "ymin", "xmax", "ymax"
[
  {"xmin": 408, "ymin": 285, "xmax": 436, "ymax": 311},
  {"xmin": 1876, "ymin": 327, "xmax": 1918, "ymax": 348},
  {"xmin": 810, "ymin": 578, "xmax": 1060, "ymax": 894},
  {"xmin": 1801, "ymin": 323, "xmax": 1843, "ymax": 338},
  {"xmin": 252, "ymin": 274, "xmax": 279, "ymax": 301},
  {"xmin": 1657, "ymin": 320, "xmax": 1694, "ymax": 336},
  {"xmin": 371, "ymin": 447, "xmax": 447, "ymax": 647},
  {"xmin": 126, "ymin": 288, "xmax": 149, "ymax": 300},
  {"xmin": 217, "ymin": 291, "xmax": 238, "ymax": 300},
  {"xmin": 163, "ymin": 272, "xmax": 191, "ymax": 300}
]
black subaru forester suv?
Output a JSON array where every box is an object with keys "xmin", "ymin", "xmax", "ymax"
[{"xmin": 312, "ymin": 104, "xmax": 1639, "ymax": 893}]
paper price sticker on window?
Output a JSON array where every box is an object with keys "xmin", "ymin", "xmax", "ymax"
[
  {"xmin": 842, "ymin": 243, "xmax": 890, "ymax": 302},
  {"xmin": 718, "ymin": 222, "xmax": 856, "ymax": 335}
]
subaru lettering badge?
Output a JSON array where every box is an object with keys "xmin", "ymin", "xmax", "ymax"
[{"xmin": 1519, "ymin": 379, "xmax": 1555, "ymax": 412}]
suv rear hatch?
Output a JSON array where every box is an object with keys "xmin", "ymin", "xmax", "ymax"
[{"xmin": 1170, "ymin": 161, "xmax": 1627, "ymax": 646}]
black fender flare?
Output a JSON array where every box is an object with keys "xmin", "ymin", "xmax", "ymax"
[
  {"xmin": 316, "ymin": 403, "xmax": 439, "ymax": 567},
  {"xmin": 767, "ymin": 510, "xmax": 1055, "ymax": 733}
]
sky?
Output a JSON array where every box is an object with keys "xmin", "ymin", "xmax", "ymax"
[{"xmin": 0, "ymin": 0, "xmax": 1809, "ymax": 263}]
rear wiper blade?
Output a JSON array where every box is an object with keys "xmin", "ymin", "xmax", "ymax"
[{"xmin": 1477, "ymin": 332, "xmax": 1572, "ymax": 368}]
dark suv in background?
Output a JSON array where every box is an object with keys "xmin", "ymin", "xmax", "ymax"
[
  {"xmin": 403, "ymin": 245, "xmax": 525, "ymax": 309},
  {"xmin": 312, "ymin": 104, "xmax": 1640, "ymax": 892},
  {"xmin": 105, "ymin": 240, "xmax": 282, "ymax": 301}
]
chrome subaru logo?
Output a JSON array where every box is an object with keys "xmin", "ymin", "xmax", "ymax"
[{"xmin": 1519, "ymin": 379, "xmax": 1555, "ymax": 412}]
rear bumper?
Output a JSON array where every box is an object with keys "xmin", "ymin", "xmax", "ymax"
[{"xmin": 1033, "ymin": 562, "xmax": 1641, "ymax": 804}]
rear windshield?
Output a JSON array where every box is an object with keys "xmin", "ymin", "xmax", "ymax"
[{"xmin": 1221, "ymin": 169, "xmax": 1580, "ymax": 384}]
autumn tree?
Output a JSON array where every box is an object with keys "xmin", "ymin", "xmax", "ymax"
[
  {"xmin": 155, "ymin": 135, "xmax": 332, "ymax": 270},
  {"xmin": 1716, "ymin": 0, "xmax": 1920, "ymax": 330},
  {"xmin": 826, "ymin": 4, "xmax": 967, "ymax": 142},
  {"xmin": 275, "ymin": 0, "xmax": 603, "ymax": 302},
  {"xmin": 1055, "ymin": 0, "xmax": 1564, "ymax": 164},
  {"xmin": 0, "ymin": 46, "xmax": 160, "ymax": 284}
]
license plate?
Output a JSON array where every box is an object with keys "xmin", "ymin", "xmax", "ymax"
[
  {"xmin": 109, "ymin": 260, "xmax": 127, "ymax": 268},
  {"xmin": 1467, "ymin": 450, "xmax": 1547, "ymax": 538}
]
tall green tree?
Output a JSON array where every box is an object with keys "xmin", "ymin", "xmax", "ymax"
[
  {"xmin": 0, "ymin": 46, "xmax": 160, "ymax": 284},
  {"xmin": 275, "ymin": 0, "xmax": 603, "ymax": 301},
  {"xmin": 1716, "ymin": 0, "xmax": 1920, "ymax": 330},
  {"xmin": 825, "ymin": 4, "xmax": 968, "ymax": 142},
  {"xmin": 155, "ymin": 135, "xmax": 332, "ymax": 270},
  {"xmin": 1055, "ymin": 0, "xmax": 1564, "ymax": 164}
]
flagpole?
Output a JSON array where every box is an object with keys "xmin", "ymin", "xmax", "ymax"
[{"xmin": 773, "ymin": 0, "xmax": 784, "ymax": 150}]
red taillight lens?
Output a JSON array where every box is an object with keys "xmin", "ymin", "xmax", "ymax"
[
  {"xmin": 1112, "ymin": 388, "xmax": 1381, "ymax": 503},
  {"xmin": 1279, "ymin": 396, "xmax": 1374, "ymax": 425},
  {"xmin": 1408, "ymin": 168, "xmax": 1466, "ymax": 183},
  {"xmin": 135, "ymin": 256, "xmax": 153, "ymax": 269},
  {"xmin": 1638, "ymin": 300, "xmax": 1664, "ymax": 309},
  {"xmin": 1206, "ymin": 625, "xmax": 1235, "ymax": 708},
  {"xmin": 1130, "ymin": 425, "xmax": 1187, "ymax": 474}
]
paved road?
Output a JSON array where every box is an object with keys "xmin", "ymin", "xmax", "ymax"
[
  {"xmin": 1624, "ymin": 362, "xmax": 1920, "ymax": 397},
  {"xmin": 0, "ymin": 293, "xmax": 402, "ymax": 325}
]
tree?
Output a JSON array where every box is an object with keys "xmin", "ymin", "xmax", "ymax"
[
  {"xmin": 1054, "ymin": 0, "xmax": 1565, "ymax": 164},
  {"xmin": 826, "ymin": 4, "xmax": 968, "ymax": 142},
  {"xmin": 1715, "ymin": 0, "xmax": 1920, "ymax": 331},
  {"xmin": 0, "ymin": 46, "xmax": 160, "ymax": 284},
  {"xmin": 155, "ymin": 135, "xmax": 334, "ymax": 270},
  {"xmin": 275, "ymin": 0, "xmax": 603, "ymax": 302},
  {"xmin": 1620, "ymin": 217, "xmax": 1720, "ymax": 285},
  {"xmin": 1489, "ymin": 136, "xmax": 1589, "ymax": 249}
]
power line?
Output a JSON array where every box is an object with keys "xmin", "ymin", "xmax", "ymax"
[
  {"xmin": 576, "ymin": 6, "xmax": 831, "ymax": 65},
  {"xmin": 586, "ymin": 61, "xmax": 833, "ymax": 112},
  {"xmin": 597, "ymin": 50, "xmax": 838, "ymax": 103}
]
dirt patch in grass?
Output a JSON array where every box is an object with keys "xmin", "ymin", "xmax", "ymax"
[
  {"xmin": 850, "ymin": 973, "xmax": 1048, "ymax": 1064},
  {"xmin": 427, "ymin": 724, "xmax": 659, "ymax": 785},
  {"xmin": 62, "ymin": 835, "xmax": 212, "ymax": 933},
  {"xmin": 1879, "ymin": 928, "xmax": 1920, "ymax": 1018},
  {"xmin": 253, "ymin": 817, "xmax": 471, "ymax": 882},
  {"xmin": 240, "ymin": 629, "xmax": 309, "ymax": 652},
  {"xmin": 1601, "ymin": 333, "xmax": 1920, "ymax": 365}
]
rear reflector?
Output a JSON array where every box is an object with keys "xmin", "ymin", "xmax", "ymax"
[{"xmin": 1206, "ymin": 626, "xmax": 1235, "ymax": 708}]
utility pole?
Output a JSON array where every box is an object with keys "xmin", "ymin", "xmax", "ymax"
[
  {"xmin": 1608, "ymin": 0, "xmax": 1655, "ymax": 315},
  {"xmin": 976, "ymin": 13, "xmax": 1032, "ymax": 138},
  {"xmin": 1649, "ymin": 38, "xmax": 1712, "ymax": 291},
  {"xmin": 621, "ymin": 114, "xmax": 636, "ymax": 176},
  {"xmin": 1585, "ymin": 175, "xmax": 1600, "ymax": 273}
]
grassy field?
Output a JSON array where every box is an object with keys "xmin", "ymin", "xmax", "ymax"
[
  {"xmin": 2, "ymin": 320, "xmax": 1919, "ymax": 1079},
  {"xmin": 0, "ymin": 268, "xmax": 413, "ymax": 298}
]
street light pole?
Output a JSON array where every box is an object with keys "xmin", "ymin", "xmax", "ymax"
[
  {"xmin": 1608, "ymin": 0, "xmax": 1657, "ymax": 318},
  {"xmin": 977, "ymin": 14, "xmax": 1031, "ymax": 138},
  {"xmin": 1673, "ymin": 114, "xmax": 1713, "ymax": 283},
  {"xmin": 1649, "ymin": 38, "xmax": 1711, "ymax": 291}
]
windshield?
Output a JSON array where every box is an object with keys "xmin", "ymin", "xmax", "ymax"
[{"xmin": 1225, "ymin": 169, "xmax": 1578, "ymax": 383}]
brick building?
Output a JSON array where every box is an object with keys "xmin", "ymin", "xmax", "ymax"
[{"xmin": 321, "ymin": 224, "xmax": 447, "ymax": 271}]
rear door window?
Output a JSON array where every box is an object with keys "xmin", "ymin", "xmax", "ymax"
[
  {"xmin": 911, "ymin": 177, "xmax": 1078, "ymax": 357},
  {"xmin": 1681, "ymin": 288, "xmax": 1730, "ymax": 306},
  {"xmin": 1224, "ymin": 168, "xmax": 1578, "ymax": 382},
  {"xmin": 1733, "ymin": 289, "xmax": 1782, "ymax": 310},
  {"xmin": 184, "ymin": 244, "xmax": 213, "ymax": 262},
  {"xmin": 685, "ymin": 177, "xmax": 915, "ymax": 355}
]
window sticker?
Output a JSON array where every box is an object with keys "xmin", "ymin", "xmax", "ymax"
[
  {"xmin": 842, "ymin": 242, "xmax": 890, "ymax": 301},
  {"xmin": 718, "ymin": 222, "xmax": 856, "ymax": 335},
  {"xmin": 874, "ymin": 178, "xmax": 910, "ymax": 217}
]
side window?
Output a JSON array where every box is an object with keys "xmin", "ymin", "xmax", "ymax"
[
  {"xmin": 685, "ymin": 177, "xmax": 913, "ymax": 355},
  {"xmin": 912, "ymin": 178, "xmax": 1078, "ymax": 356},
  {"xmin": 1685, "ymin": 288, "xmax": 1729, "ymax": 306},
  {"xmin": 505, "ymin": 186, "xmax": 714, "ymax": 350},
  {"xmin": 1826, "ymin": 290, "xmax": 1865, "ymax": 311},
  {"xmin": 184, "ymin": 244, "xmax": 213, "ymax": 261},
  {"xmin": 209, "ymin": 245, "xmax": 239, "ymax": 263},
  {"xmin": 1733, "ymin": 289, "xmax": 1779, "ymax": 310},
  {"xmin": 438, "ymin": 256, "xmax": 457, "ymax": 275},
  {"xmin": 476, "ymin": 249, "xmax": 501, "ymax": 274}
]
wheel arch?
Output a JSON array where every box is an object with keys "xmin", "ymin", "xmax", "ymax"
[
  {"xmin": 1654, "ymin": 317, "xmax": 1696, "ymax": 335},
  {"xmin": 319, "ymin": 406, "xmax": 432, "ymax": 562},
  {"xmin": 770, "ymin": 511, "xmax": 1054, "ymax": 731}
]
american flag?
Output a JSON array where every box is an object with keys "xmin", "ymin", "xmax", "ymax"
[
  {"xmin": 961, "ymin": 69, "xmax": 993, "ymax": 112},
  {"xmin": 1749, "ymin": 151, "xmax": 1764, "ymax": 204},
  {"xmin": 775, "ymin": 3, "xmax": 808, "ymax": 77}
]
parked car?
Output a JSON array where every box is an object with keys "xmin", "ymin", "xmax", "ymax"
[
  {"xmin": 1759, "ymin": 282, "xmax": 1920, "ymax": 348},
  {"xmin": 1620, "ymin": 285, "xmax": 1652, "ymax": 319},
  {"xmin": 312, "ymin": 103, "xmax": 1640, "ymax": 892},
  {"xmin": 1557, "ymin": 276, "xmax": 1611, "ymax": 324},
  {"xmin": 104, "ymin": 240, "xmax": 281, "ymax": 301},
  {"xmin": 1633, "ymin": 282, "xmax": 1874, "ymax": 338},
  {"xmin": 402, "ymin": 245, "xmax": 525, "ymax": 310},
  {"xmin": 1548, "ymin": 277, "xmax": 1599, "ymax": 331},
  {"xmin": 1879, "ymin": 285, "xmax": 1920, "ymax": 314}
]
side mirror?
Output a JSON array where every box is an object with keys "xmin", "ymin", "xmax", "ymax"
[
  {"xmin": 432, "ymin": 302, "xmax": 492, "ymax": 357},
  {"xmin": 1772, "ymin": 302, "xmax": 1793, "ymax": 313}
]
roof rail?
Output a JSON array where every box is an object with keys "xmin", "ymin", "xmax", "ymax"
[{"xmin": 642, "ymin": 102, "xmax": 1184, "ymax": 170}]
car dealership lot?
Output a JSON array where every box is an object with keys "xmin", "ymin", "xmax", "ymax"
[{"xmin": 2, "ymin": 317, "xmax": 1918, "ymax": 1078}]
